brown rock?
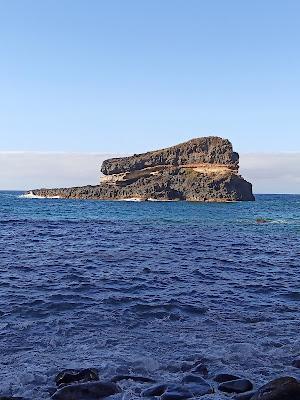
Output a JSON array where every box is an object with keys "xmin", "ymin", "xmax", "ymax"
[
  {"xmin": 250, "ymin": 376, "xmax": 300, "ymax": 400},
  {"xmin": 101, "ymin": 137, "xmax": 239, "ymax": 175}
]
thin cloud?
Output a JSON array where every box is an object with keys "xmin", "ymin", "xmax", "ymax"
[
  {"xmin": 0, "ymin": 153, "xmax": 117, "ymax": 190},
  {"xmin": 240, "ymin": 153, "xmax": 300, "ymax": 194}
]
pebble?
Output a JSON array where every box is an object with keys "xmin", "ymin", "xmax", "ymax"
[{"xmin": 218, "ymin": 378, "xmax": 253, "ymax": 394}]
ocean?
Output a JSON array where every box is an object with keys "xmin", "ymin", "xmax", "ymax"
[{"xmin": 0, "ymin": 191, "xmax": 299, "ymax": 398}]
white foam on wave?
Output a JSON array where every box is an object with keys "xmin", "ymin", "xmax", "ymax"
[
  {"xmin": 19, "ymin": 191, "xmax": 61, "ymax": 199},
  {"xmin": 120, "ymin": 198, "xmax": 143, "ymax": 202},
  {"xmin": 148, "ymin": 198, "xmax": 175, "ymax": 202}
]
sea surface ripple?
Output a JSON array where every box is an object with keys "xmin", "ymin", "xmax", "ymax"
[{"xmin": 0, "ymin": 192, "xmax": 299, "ymax": 398}]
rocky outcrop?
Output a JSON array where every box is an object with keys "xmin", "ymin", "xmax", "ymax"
[
  {"xmin": 101, "ymin": 137, "xmax": 239, "ymax": 175},
  {"xmin": 27, "ymin": 136, "xmax": 255, "ymax": 202},
  {"xmin": 6, "ymin": 362, "xmax": 300, "ymax": 399}
]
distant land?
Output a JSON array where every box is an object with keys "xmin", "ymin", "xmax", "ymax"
[{"xmin": 26, "ymin": 137, "xmax": 254, "ymax": 202}]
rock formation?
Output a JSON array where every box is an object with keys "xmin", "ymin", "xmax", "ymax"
[{"xmin": 28, "ymin": 136, "xmax": 255, "ymax": 201}]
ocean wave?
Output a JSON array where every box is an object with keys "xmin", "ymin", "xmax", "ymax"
[
  {"xmin": 0, "ymin": 192, "xmax": 300, "ymax": 399},
  {"xmin": 19, "ymin": 191, "xmax": 61, "ymax": 199}
]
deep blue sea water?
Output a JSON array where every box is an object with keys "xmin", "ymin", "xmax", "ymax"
[{"xmin": 0, "ymin": 191, "xmax": 299, "ymax": 398}]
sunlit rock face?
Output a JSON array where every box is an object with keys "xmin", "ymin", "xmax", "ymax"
[
  {"xmin": 101, "ymin": 137, "xmax": 239, "ymax": 175},
  {"xmin": 29, "ymin": 136, "xmax": 255, "ymax": 201}
]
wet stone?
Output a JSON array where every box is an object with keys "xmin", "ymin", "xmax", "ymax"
[
  {"xmin": 214, "ymin": 373, "xmax": 241, "ymax": 383},
  {"xmin": 180, "ymin": 362, "xmax": 193, "ymax": 372},
  {"xmin": 51, "ymin": 381, "xmax": 120, "ymax": 400},
  {"xmin": 251, "ymin": 376, "xmax": 300, "ymax": 400},
  {"xmin": 182, "ymin": 374, "xmax": 208, "ymax": 385},
  {"xmin": 161, "ymin": 385, "xmax": 193, "ymax": 400},
  {"xmin": 47, "ymin": 386, "xmax": 58, "ymax": 396},
  {"xmin": 181, "ymin": 374, "xmax": 213, "ymax": 396},
  {"xmin": 142, "ymin": 383, "xmax": 168, "ymax": 397},
  {"xmin": 115, "ymin": 366, "xmax": 131, "ymax": 374},
  {"xmin": 292, "ymin": 359, "xmax": 300, "ymax": 368},
  {"xmin": 0, "ymin": 397, "xmax": 24, "ymax": 400},
  {"xmin": 190, "ymin": 363, "xmax": 208, "ymax": 377},
  {"xmin": 218, "ymin": 378, "xmax": 253, "ymax": 394},
  {"xmin": 233, "ymin": 390, "xmax": 257, "ymax": 400},
  {"xmin": 166, "ymin": 363, "xmax": 181, "ymax": 373},
  {"xmin": 55, "ymin": 368, "xmax": 99, "ymax": 387}
]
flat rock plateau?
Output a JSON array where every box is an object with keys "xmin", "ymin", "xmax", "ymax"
[{"xmin": 27, "ymin": 137, "xmax": 255, "ymax": 201}]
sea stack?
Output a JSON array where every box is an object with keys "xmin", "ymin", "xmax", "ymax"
[{"xmin": 28, "ymin": 137, "xmax": 255, "ymax": 201}]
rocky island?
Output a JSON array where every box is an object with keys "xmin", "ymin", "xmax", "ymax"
[{"xmin": 27, "ymin": 137, "xmax": 255, "ymax": 201}]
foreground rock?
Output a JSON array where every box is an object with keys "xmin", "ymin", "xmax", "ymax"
[
  {"xmin": 181, "ymin": 374, "xmax": 213, "ymax": 396},
  {"xmin": 161, "ymin": 385, "xmax": 193, "ymax": 400},
  {"xmin": 214, "ymin": 373, "xmax": 241, "ymax": 383},
  {"xmin": 292, "ymin": 358, "xmax": 300, "ymax": 368},
  {"xmin": 233, "ymin": 391, "xmax": 256, "ymax": 400},
  {"xmin": 218, "ymin": 378, "xmax": 253, "ymax": 393},
  {"xmin": 0, "ymin": 397, "xmax": 24, "ymax": 400},
  {"xmin": 251, "ymin": 377, "xmax": 300, "ymax": 400},
  {"xmin": 141, "ymin": 374, "xmax": 213, "ymax": 399},
  {"xmin": 28, "ymin": 137, "xmax": 255, "ymax": 202},
  {"xmin": 142, "ymin": 383, "xmax": 169, "ymax": 397},
  {"xmin": 190, "ymin": 363, "xmax": 208, "ymax": 377},
  {"xmin": 51, "ymin": 381, "xmax": 120, "ymax": 400},
  {"xmin": 55, "ymin": 368, "xmax": 99, "ymax": 387}
]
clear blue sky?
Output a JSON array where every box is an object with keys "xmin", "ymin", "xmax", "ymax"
[{"xmin": 0, "ymin": 0, "xmax": 299, "ymax": 153}]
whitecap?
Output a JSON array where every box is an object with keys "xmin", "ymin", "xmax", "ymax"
[
  {"xmin": 120, "ymin": 198, "xmax": 143, "ymax": 202},
  {"xmin": 19, "ymin": 191, "xmax": 61, "ymax": 199}
]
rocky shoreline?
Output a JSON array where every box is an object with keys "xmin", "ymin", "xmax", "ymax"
[
  {"xmin": 3, "ymin": 359, "xmax": 300, "ymax": 399},
  {"xmin": 27, "ymin": 137, "xmax": 255, "ymax": 202}
]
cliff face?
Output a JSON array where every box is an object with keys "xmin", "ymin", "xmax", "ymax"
[
  {"xmin": 101, "ymin": 137, "xmax": 239, "ymax": 175},
  {"xmin": 29, "ymin": 137, "xmax": 255, "ymax": 202}
]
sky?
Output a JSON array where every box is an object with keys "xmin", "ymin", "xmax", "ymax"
[{"xmin": 0, "ymin": 0, "xmax": 299, "ymax": 191}]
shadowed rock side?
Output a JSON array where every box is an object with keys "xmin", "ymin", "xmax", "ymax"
[{"xmin": 28, "ymin": 137, "xmax": 255, "ymax": 202}]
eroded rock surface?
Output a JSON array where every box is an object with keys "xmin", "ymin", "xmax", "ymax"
[
  {"xmin": 101, "ymin": 137, "xmax": 239, "ymax": 175},
  {"xmin": 28, "ymin": 136, "xmax": 255, "ymax": 202}
]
